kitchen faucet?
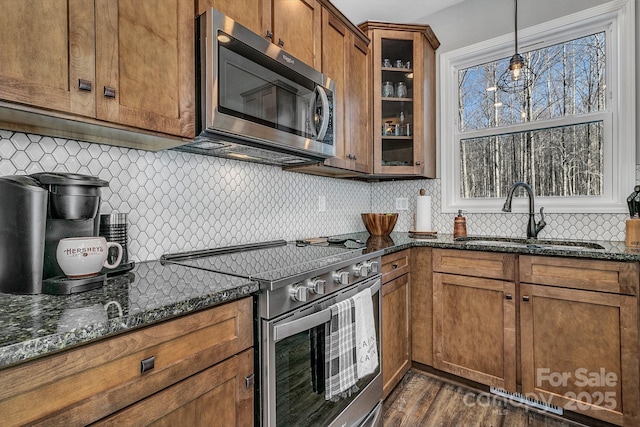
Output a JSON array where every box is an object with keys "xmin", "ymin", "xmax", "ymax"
[{"xmin": 502, "ymin": 182, "xmax": 546, "ymax": 239}]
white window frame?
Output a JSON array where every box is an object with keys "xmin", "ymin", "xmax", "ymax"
[{"xmin": 440, "ymin": 0, "xmax": 635, "ymax": 214}]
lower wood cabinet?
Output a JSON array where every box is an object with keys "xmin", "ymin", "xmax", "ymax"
[
  {"xmin": 432, "ymin": 272, "xmax": 516, "ymax": 391},
  {"xmin": 0, "ymin": 297, "xmax": 254, "ymax": 426},
  {"xmin": 410, "ymin": 247, "xmax": 432, "ymax": 366},
  {"xmin": 381, "ymin": 250, "xmax": 411, "ymax": 398},
  {"xmin": 92, "ymin": 349, "xmax": 254, "ymax": 426},
  {"xmin": 519, "ymin": 256, "xmax": 639, "ymax": 426},
  {"xmin": 429, "ymin": 249, "xmax": 640, "ymax": 426}
]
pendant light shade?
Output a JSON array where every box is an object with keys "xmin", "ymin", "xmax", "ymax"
[{"xmin": 497, "ymin": 0, "xmax": 532, "ymax": 92}]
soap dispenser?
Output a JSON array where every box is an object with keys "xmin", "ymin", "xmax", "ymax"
[{"xmin": 454, "ymin": 210, "xmax": 467, "ymax": 238}]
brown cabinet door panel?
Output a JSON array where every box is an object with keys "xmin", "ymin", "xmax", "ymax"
[
  {"xmin": 520, "ymin": 284, "xmax": 639, "ymax": 426},
  {"xmin": 0, "ymin": 0, "xmax": 95, "ymax": 116},
  {"xmin": 433, "ymin": 249, "xmax": 515, "ymax": 281},
  {"xmin": 95, "ymin": 0, "xmax": 195, "ymax": 138},
  {"xmin": 382, "ymin": 273, "xmax": 411, "ymax": 398},
  {"xmin": 93, "ymin": 349, "xmax": 254, "ymax": 427},
  {"xmin": 411, "ymin": 247, "xmax": 433, "ymax": 366},
  {"xmin": 199, "ymin": 0, "xmax": 264, "ymax": 36},
  {"xmin": 271, "ymin": 0, "xmax": 321, "ymax": 69},
  {"xmin": 433, "ymin": 273, "xmax": 516, "ymax": 391}
]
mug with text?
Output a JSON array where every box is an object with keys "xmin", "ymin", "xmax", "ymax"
[{"xmin": 56, "ymin": 236, "xmax": 123, "ymax": 278}]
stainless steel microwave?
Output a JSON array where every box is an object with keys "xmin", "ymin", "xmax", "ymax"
[{"xmin": 179, "ymin": 8, "xmax": 336, "ymax": 166}]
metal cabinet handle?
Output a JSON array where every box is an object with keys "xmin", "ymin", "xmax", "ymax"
[
  {"xmin": 245, "ymin": 373, "xmax": 255, "ymax": 389},
  {"xmin": 523, "ymin": 295, "xmax": 530, "ymax": 302},
  {"xmin": 278, "ymin": 38, "xmax": 285, "ymax": 47},
  {"xmin": 265, "ymin": 30, "xmax": 273, "ymax": 40},
  {"xmin": 140, "ymin": 356, "xmax": 155, "ymax": 373},
  {"xmin": 392, "ymin": 263, "xmax": 399, "ymax": 269},
  {"xmin": 104, "ymin": 86, "xmax": 116, "ymax": 98},
  {"xmin": 505, "ymin": 294, "xmax": 512, "ymax": 300},
  {"xmin": 78, "ymin": 79, "xmax": 92, "ymax": 92},
  {"xmin": 416, "ymin": 161, "xmax": 422, "ymax": 166}
]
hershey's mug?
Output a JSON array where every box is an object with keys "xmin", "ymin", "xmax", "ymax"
[{"xmin": 56, "ymin": 237, "xmax": 123, "ymax": 278}]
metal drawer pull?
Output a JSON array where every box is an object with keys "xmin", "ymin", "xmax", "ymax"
[
  {"xmin": 245, "ymin": 373, "xmax": 255, "ymax": 389},
  {"xmin": 78, "ymin": 79, "xmax": 92, "ymax": 92},
  {"xmin": 104, "ymin": 86, "xmax": 116, "ymax": 98},
  {"xmin": 392, "ymin": 263, "xmax": 399, "ymax": 269},
  {"xmin": 140, "ymin": 356, "xmax": 155, "ymax": 374},
  {"xmin": 278, "ymin": 38, "xmax": 285, "ymax": 47},
  {"xmin": 523, "ymin": 295, "xmax": 530, "ymax": 302},
  {"xmin": 265, "ymin": 30, "xmax": 273, "ymax": 40},
  {"xmin": 505, "ymin": 293, "xmax": 512, "ymax": 300}
]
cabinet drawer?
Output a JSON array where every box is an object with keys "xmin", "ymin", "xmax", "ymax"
[
  {"xmin": 0, "ymin": 297, "xmax": 253, "ymax": 427},
  {"xmin": 433, "ymin": 249, "xmax": 515, "ymax": 281},
  {"xmin": 382, "ymin": 249, "xmax": 410, "ymax": 283},
  {"xmin": 520, "ymin": 256, "xmax": 639, "ymax": 295}
]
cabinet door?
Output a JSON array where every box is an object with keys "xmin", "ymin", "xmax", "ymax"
[
  {"xmin": 93, "ymin": 349, "xmax": 254, "ymax": 427},
  {"xmin": 321, "ymin": 11, "xmax": 371, "ymax": 173},
  {"xmin": 198, "ymin": 0, "xmax": 264, "ymax": 36},
  {"xmin": 433, "ymin": 273, "xmax": 516, "ymax": 391},
  {"xmin": 520, "ymin": 284, "xmax": 639, "ymax": 426},
  {"xmin": 95, "ymin": 0, "xmax": 195, "ymax": 138},
  {"xmin": 269, "ymin": 0, "xmax": 321, "ymax": 69},
  {"xmin": 382, "ymin": 273, "xmax": 411, "ymax": 399},
  {"xmin": 410, "ymin": 247, "xmax": 433, "ymax": 366},
  {"xmin": 0, "ymin": 0, "xmax": 95, "ymax": 116},
  {"xmin": 346, "ymin": 33, "xmax": 372, "ymax": 173},
  {"xmin": 320, "ymin": 11, "xmax": 348, "ymax": 170}
]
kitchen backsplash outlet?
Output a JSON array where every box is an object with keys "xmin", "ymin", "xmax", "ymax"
[{"xmin": 0, "ymin": 130, "xmax": 371, "ymax": 261}]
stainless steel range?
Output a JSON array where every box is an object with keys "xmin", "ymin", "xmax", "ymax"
[{"xmin": 162, "ymin": 240, "xmax": 384, "ymax": 427}]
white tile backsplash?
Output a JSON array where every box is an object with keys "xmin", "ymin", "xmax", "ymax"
[
  {"xmin": 0, "ymin": 129, "xmax": 634, "ymax": 261},
  {"xmin": 0, "ymin": 130, "xmax": 371, "ymax": 261}
]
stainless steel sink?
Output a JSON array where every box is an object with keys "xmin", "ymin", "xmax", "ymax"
[{"xmin": 456, "ymin": 237, "xmax": 605, "ymax": 251}]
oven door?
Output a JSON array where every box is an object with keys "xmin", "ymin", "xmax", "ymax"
[{"xmin": 262, "ymin": 277, "xmax": 382, "ymax": 427}]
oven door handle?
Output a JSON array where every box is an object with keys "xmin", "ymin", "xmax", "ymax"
[{"xmin": 273, "ymin": 279, "xmax": 380, "ymax": 342}]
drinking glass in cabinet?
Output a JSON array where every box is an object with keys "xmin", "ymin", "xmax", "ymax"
[
  {"xmin": 395, "ymin": 82, "xmax": 407, "ymax": 98},
  {"xmin": 395, "ymin": 60, "xmax": 403, "ymax": 68},
  {"xmin": 383, "ymin": 58, "xmax": 392, "ymax": 67},
  {"xmin": 383, "ymin": 81, "xmax": 394, "ymax": 97}
]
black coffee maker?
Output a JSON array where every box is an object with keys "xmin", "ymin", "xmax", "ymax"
[{"xmin": 0, "ymin": 172, "xmax": 109, "ymax": 294}]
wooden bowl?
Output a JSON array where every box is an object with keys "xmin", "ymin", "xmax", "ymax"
[{"xmin": 361, "ymin": 213, "xmax": 399, "ymax": 236}]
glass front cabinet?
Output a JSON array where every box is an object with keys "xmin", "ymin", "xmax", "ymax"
[{"xmin": 360, "ymin": 22, "xmax": 439, "ymax": 177}]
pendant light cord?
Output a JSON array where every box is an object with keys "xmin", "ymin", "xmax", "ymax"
[{"xmin": 514, "ymin": 0, "xmax": 519, "ymax": 54}]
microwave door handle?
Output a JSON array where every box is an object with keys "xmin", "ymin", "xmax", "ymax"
[
  {"xmin": 314, "ymin": 86, "xmax": 330, "ymax": 141},
  {"xmin": 274, "ymin": 308, "xmax": 331, "ymax": 342},
  {"xmin": 273, "ymin": 279, "xmax": 380, "ymax": 342}
]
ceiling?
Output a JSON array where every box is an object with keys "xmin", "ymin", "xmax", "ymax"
[{"xmin": 329, "ymin": 0, "xmax": 466, "ymax": 25}]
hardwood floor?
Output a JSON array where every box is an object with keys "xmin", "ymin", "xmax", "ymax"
[{"xmin": 382, "ymin": 370, "xmax": 590, "ymax": 427}]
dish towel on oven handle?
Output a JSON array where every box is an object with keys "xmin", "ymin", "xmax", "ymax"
[
  {"xmin": 325, "ymin": 298, "xmax": 359, "ymax": 401},
  {"xmin": 352, "ymin": 287, "xmax": 379, "ymax": 377}
]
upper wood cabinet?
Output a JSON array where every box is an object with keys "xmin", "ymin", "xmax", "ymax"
[
  {"xmin": 321, "ymin": 11, "xmax": 371, "ymax": 174},
  {"xmin": 268, "ymin": 0, "xmax": 322, "ymax": 69},
  {"xmin": 95, "ymin": 0, "xmax": 195, "ymax": 138},
  {"xmin": 360, "ymin": 22, "xmax": 439, "ymax": 178},
  {"xmin": 203, "ymin": 0, "xmax": 321, "ymax": 70},
  {"xmin": 0, "ymin": 0, "xmax": 96, "ymax": 117},
  {"xmin": 0, "ymin": 0, "xmax": 195, "ymax": 148}
]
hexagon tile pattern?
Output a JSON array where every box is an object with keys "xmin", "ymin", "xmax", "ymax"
[
  {"xmin": 370, "ymin": 179, "xmax": 630, "ymax": 242},
  {"xmin": 0, "ymin": 130, "xmax": 371, "ymax": 261},
  {"xmin": 0, "ymin": 129, "xmax": 635, "ymax": 262}
]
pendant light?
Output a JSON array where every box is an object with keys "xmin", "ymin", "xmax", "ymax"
[{"xmin": 497, "ymin": 0, "xmax": 532, "ymax": 93}]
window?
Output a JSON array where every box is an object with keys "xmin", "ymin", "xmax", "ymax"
[{"xmin": 440, "ymin": 1, "xmax": 635, "ymax": 213}]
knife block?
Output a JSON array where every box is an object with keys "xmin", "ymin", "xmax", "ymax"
[{"xmin": 626, "ymin": 217, "xmax": 640, "ymax": 247}]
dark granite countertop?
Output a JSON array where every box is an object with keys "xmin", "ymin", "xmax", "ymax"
[
  {"xmin": 0, "ymin": 261, "xmax": 257, "ymax": 370},
  {"xmin": 2, "ymin": 232, "xmax": 637, "ymax": 371},
  {"xmin": 345, "ymin": 231, "xmax": 640, "ymax": 262}
]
